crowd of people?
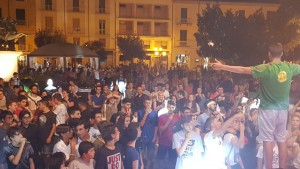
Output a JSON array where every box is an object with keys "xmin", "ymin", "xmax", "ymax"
[{"xmin": 0, "ymin": 43, "xmax": 300, "ymax": 169}]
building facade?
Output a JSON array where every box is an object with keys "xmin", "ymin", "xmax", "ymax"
[{"xmin": 0, "ymin": 0, "xmax": 279, "ymax": 69}]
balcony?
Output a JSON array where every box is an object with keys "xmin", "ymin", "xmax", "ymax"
[
  {"xmin": 176, "ymin": 18, "xmax": 192, "ymax": 25},
  {"xmin": 176, "ymin": 41, "xmax": 192, "ymax": 47},
  {"xmin": 99, "ymin": 29, "xmax": 105, "ymax": 35},
  {"xmin": 16, "ymin": 20, "xmax": 26, "ymax": 26},
  {"xmin": 73, "ymin": 6, "xmax": 80, "ymax": 12},
  {"xmin": 73, "ymin": 28, "xmax": 81, "ymax": 33}
]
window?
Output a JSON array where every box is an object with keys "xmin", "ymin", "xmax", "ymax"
[
  {"xmin": 99, "ymin": 20, "xmax": 105, "ymax": 35},
  {"xmin": 45, "ymin": 16, "xmax": 53, "ymax": 30},
  {"xmin": 181, "ymin": 8, "xmax": 187, "ymax": 23},
  {"xmin": 73, "ymin": 18, "xmax": 80, "ymax": 32},
  {"xmin": 73, "ymin": 0, "xmax": 79, "ymax": 12},
  {"xmin": 16, "ymin": 9, "xmax": 26, "ymax": 25},
  {"xmin": 0, "ymin": 8, "xmax": 2, "ymax": 18},
  {"xmin": 73, "ymin": 37, "xmax": 80, "ymax": 45},
  {"xmin": 99, "ymin": 0, "xmax": 105, "ymax": 13},
  {"xmin": 180, "ymin": 30, "xmax": 187, "ymax": 41},
  {"xmin": 180, "ymin": 30, "xmax": 187, "ymax": 46},
  {"xmin": 154, "ymin": 6, "xmax": 161, "ymax": 10},
  {"xmin": 161, "ymin": 41, "xmax": 167, "ymax": 49},
  {"xmin": 143, "ymin": 40, "xmax": 150, "ymax": 49},
  {"xmin": 45, "ymin": 0, "xmax": 52, "ymax": 10},
  {"xmin": 137, "ymin": 5, "xmax": 143, "ymax": 8},
  {"xmin": 119, "ymin": 4, "xmax": 126, "ymax": 8}
]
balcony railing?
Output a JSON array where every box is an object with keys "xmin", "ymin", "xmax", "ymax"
[
  {"xmin": 176, "ymin": 18, "xmax": 192, "ymax": 25},
  {"xmin": 73, "ymin": 6, "xmax": 80, "ymax": 12},
  {"xmin": 73, "ymin": 28, "xmax": 80, "ymax": 33},
  {"xmin": 99, "ymin": 8, "xmax": 105, "ymax": 14},
  {"xmin": 16, "ymin": 20, "xmax": 26, "ymax": 25},
  {"xmin": 99, "ymin": 29, "xmax": 105, "ymax": 35}
]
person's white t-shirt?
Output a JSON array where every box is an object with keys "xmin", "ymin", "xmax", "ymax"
[
  {"xmin": 89, "ymin": 127, "xmax": 101, "ymax": 138},
  {"xmin": 53, "ymin": 140, "xmax": 71, "ymax": 160},
  {"xmin": 68, "ymin": 158, "xmax": 95, "ymax": 169},
  {"xmin": 256, "ymin": 144, "xmax": 279, "ymax": 169},
  {"xmin": 173, "ymin": 130, "xmax": 204, "ymax": 169},
  {"xmin": 53, "ymin": 103, "xmax": 68, "ymax": 125},
  {"xmin": 27, "ymin": 95, "xmax": 42, "ymax": 111},
  {"xmin": 204, "ymin": 130, "xmax": 227, "ymax": 169},
  {"xmin": 76, "ymin": 135, "xmax": 96, "ymax": 158},
  {"xmin": 223, "ymin": 133, "xmax": 239, "ymax": 166}
]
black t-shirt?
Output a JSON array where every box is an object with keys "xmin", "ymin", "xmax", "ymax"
[
  {"xmin": 95, "ymin": 145, "xmax": 123, "ymax": 169},
  {"xmin": 124, "ymin": 146, "xmax": 139, "ymax": 169},
  {"xmin": 133, "ymin": 94, "xmax": 147, "ymax": 112},
  {"xmin": 21, "ymin": 124, "xmax": 39, "ymax": 153},
  {"xmin": 37, "ymin": 111, "xmax": 56, "ymax": 143},
  {"xmin": 4, "ymin": 143, "xmax": 34, "ymax": 169},
  {"xmin": 0, "ymin": 127, "xmax": 9, "ymax": 163}
]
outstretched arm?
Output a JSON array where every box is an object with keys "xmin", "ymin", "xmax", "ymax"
[{"xmin": 211, "ymin": 59, "xmax": 252, "ymax": 75}]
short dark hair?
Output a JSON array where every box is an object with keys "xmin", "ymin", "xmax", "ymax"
[
  {"xmin": 52, "ymin": 93, "xmax": 63, "ymax": 102},
  {"xmin": 122, "ymin": 98, "xmax": 131, "ymax": 104},
  {"xmin": 47, "ymin": 152, "xmax": 66, "ymax": 169},
  {"xmin": 30, "ymin": 84, "xmax": 39, "ymax": 90},
  {"xmin": 90, "ymin": 110, "xmax": 101, "ymax": 119},
  {"xmin": 0, "ymin": 110, "xmax": 13, "ymax": 121},
  {"xmin": 7, "ymin": 126, "xmax": 22, "ymax": 140},
  {"xmin": 38, "ymin": 100, "xmax": 49, "ymax": 108},
  {"xmin": 78, "ymin": 141, "xmax": 94, "ymax": 156},
  {"xmin": 167, "ymin": 100, "xmax": 176, "ymax": 106},
  {"xmin": 56, "ymin": 124, "xmax": 70, "ymax": 137},
  {"xmin": 269, "ymin": 43, "xmax": 283, "ymax": 58},
  {"xmin": 99, "ymin": 123, "xmax": 117, "ymax": 142},
  {"xmin": 18, "ymin": 95, "xmax": 27, "ymax": 102},
  {"xmin": 68, "ymin": 107, "xmax": 80, "ymax": 115},
  {"xmin": 19, "ymin": 110, "xmax": 31, "ymax": 120},
  {"xmin": 124, "ymin": 127, "xmax": 138, "ymax": 142},
  {"xmin": 13, "ymin": 85, "xmax": 20, "ymax": 89},
  {"xmin": 6, "ymin": 100, "xmax": 16, "ymax": 109},
  {"xmin": 177, "ymin": 90, "xmax": 185, "ymax": 96},
  {"xmin": 75, "ymin": 120, "xmax": 90, "ymax": 130}
]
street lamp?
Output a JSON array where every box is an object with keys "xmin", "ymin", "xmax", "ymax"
[{"xmin": 153, "ymin": 47, "xmax": 168, "ymax": 67}]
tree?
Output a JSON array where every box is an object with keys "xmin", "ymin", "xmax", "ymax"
[
  {"xmin": 194, "ymin": 4, "xmax": 269, "ymax": 66},
  {"xmin": 117, "ymin": 35, "xmax": 146, "ymax": 62},
  {"xmin": 83, "ymin": 40, "xmax": 107, "ymax": 62},
  {"xmin": 0, "ymin": 17, "xmax": 27, "ymax": 51},
  {"xmin": 34, "ymin": 29, "xmax": 66, "ymax": 48},
  {"xmin": 267, "ymin": 0, "xmax": 300, "ymax": 60}
]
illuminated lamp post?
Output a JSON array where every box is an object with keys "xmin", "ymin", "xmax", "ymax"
[
  {"xmin": 154, "ymin": 47, "xmax": 168, "ymax": 68},
  {"xmin": 0, "ymin": 51, "xmax": 22, "ymax": 81}
]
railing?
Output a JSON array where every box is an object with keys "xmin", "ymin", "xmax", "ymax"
[
  {"xmin": 176, "ymin": 18, "xmax": 192, "ymax": 25},
  {"xmin": 99, "ymin": 8, "xmax": 105, "ymax": 14},
  {"xmin": 73, "ymin": 6, "xmax": 80, "ymax": 12},
  {"xmin": 99, "ymin": 29, "xmax": 105, "ymax": 35},
  {"xmin": 16, "ymin": 20, "xmax": 26, "ymax": 25}
]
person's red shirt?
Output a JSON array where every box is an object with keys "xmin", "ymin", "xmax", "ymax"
[{"xmin": 158, "ymin": 113, "xmax": 181, "ymax": 147}]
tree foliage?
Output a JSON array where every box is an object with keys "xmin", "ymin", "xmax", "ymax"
[
  {"xmin": 83, "ymin": 40, "xmax": 107, "ymax": 62},
  {"xmin": 268, "ymin": 0, "xmax": 300, "ymax": 60},
  {"xmin": 117, "ymin": 35, "xmax": 146, "ymax": 61},
  {"xmin": 194, "ymin": 1, "xmax": 300, "ymax": 65},
  {"xmin": 34, "ymin": 29, "xmax": 66, "ymax": 48},
  {"xmin": 194, "ymin": 4, "xmax": 269, "ymax": 66}
]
